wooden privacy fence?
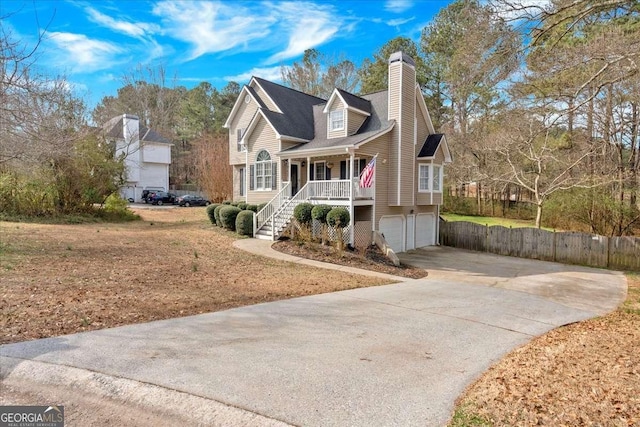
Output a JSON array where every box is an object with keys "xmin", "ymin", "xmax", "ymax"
[{"xmin": 439, "ymin": 221, "xmax": 640, "ymax": 271}]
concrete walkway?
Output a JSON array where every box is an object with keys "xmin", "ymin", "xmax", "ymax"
[{"xmin": 1, "ymin": 244, "xmax": 627, "ymax": 426}]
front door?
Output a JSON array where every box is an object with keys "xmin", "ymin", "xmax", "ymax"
[{"xmin": 291, "ymin": 164, "xmax": 299, "ymax": 196}]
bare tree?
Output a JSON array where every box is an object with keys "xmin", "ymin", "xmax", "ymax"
[
  {"xmin": 193, "ymin": 133, "xmax": 232, "ymax": 202},
  {"xmin": 489, "ymin": 109, "xmax": 612, "ymax": 228}
]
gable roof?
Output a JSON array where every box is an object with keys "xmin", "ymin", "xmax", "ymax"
[
  {"xmin": 252, "ymin": 77, "xmax": 325, "ymax": 141},
  {"xmin": 417, "ymin": 133, "xmax": 452, "ymax": 163},
  {"xmin": 140, "ymin": 126, "xmax": 172, "ymax": 144},
  {"xmin": 102, "ymin": 115, "xmax": 171, "ymax": 144},
  {"xmin": 323, "ymin": 88, "xmax": 372, "ymax": 116},
  {"xmin": 279, "ymin": 90, "xmax": 393, "ymax": 156}
]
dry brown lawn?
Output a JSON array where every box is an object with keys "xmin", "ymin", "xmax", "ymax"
[
  {"xmin": 450, "ymin": 274, "xmax": 640, "ymax": 427},
  {"xmin": 0, "ymin": 207, "xmax": 391, "ymax": 344}
]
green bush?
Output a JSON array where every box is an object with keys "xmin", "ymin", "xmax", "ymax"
[
  {"xmin": 311, "ymin": 204, "xmax": 332, "ymax": 224},
  {"xmin": 294, "ymin": 203, "xmax": 313, "ymax": 225},
  {"xmin": 246, "ymin": 204, "xmax": 258, "ymax": 213},
  {"xmin": 327, "ymin": 207, "xmax": 350, "ymax": 229},
  {"xmin": 206, "ymin": 203, "xmax": 220, "ymax": 224},
  {"xmin": 103, "ymin": 193, "xmax": 128, "ymax": 213},
  {"xmin": 237, "ymin": 202, "xmax": 247, "ymax": 210},
  {"xmin": 214, "ymin": 205, "xmax": 225, "ymax": 227},
  {"xmin": 235, "ymin": 210, "xmax": 254, "ymax": 236},
  {"xmin": 220, "ymin": 206, "xmax": 242, "ymax": 230},
  {"xmin": 257, "ymin": 202, "xmax": 267, "ymax": 212},
  {"xmin": 222, "ymin": 200, "xmax": 231, "ymax": 205}
]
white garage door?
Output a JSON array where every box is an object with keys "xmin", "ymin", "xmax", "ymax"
[
  {"xmin": 416, "ymin": 213, "xmax": 436, "ymax": 248},
  {"xmin": 379, "ymin": 216, "xmax": 404, "ymax": 253}
]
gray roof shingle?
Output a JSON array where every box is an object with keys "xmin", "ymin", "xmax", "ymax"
[
  {"xmin": 253, "ymin": 77, "xmax": 325, "ymax": 140},
  {"xmin": 417, "ymin": 134, "xmax": 444, "ymax": 158},
  {"xmin": 336, "ymin": 89, "xmax": 371, "ymax": 114}
]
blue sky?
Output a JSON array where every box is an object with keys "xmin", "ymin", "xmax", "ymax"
[{"xmin": 4, "ymin": 0, "xmax": 454, "ymax": 109}]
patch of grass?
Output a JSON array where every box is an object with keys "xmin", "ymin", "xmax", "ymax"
[
  {"xmin": 441, "ymin": 213, "xmax": 553, "ymax": 230},
  {"xmin": 449, "ymin": 404, "xmax": 492, "ymax": 427}
]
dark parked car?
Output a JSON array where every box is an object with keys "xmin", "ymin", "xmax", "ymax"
[
  {"xmin": 142, "ymin": 188, "xmax": 165, "ymax": 203},
  {"xmin": 176, "ymin": 195, "xmax": 211, "ymax": 207},
  {"xmin": 148, "ymin": 191, "xmax": 176, "ymax": 205}
]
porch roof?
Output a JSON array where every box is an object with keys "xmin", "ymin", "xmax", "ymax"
[{"xmin": 278, "ymin": 122, "xmax": 394, "ymax": 157}]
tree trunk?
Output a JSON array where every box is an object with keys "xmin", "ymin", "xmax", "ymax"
[{"xmin": 535, "ymin": 203, "xmax": 543, "ymax": 229}]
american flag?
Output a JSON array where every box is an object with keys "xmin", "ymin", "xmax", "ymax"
[{"xmin": 359, "ymin": 157, "xmax": 376, "ymax": 188}]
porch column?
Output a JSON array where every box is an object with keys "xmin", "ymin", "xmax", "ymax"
[
  {"xmin": 287, "ymin": 159, "xmax": 292, "ymax": 197},
  {"xmin": 306, "ymin": 156, "xmax": 311, "ymax": 182},
  {"xmin": 349, "ymin": 153, "xmax": 355, "ymax": 246}
]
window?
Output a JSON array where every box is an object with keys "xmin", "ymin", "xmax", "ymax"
[
  {"xmin": 255, "ymin": 150, "xmax": 272, "ymax": 190},
  {"xmin": 419, "ymin": 164, "xmax": 430, "ymax": 191},
  {"xmin": 433, "ymin": 165, "xmax": 442, "ymax": 192},
  {"xmin": 236, "ymin": 128, "xmax": 244, "ymax": 151},
  {"xmin": 314, "ymin": 161, "xmax": 326, "ymax": 181},
  {"xmin": 329, "ymin": 109, "xmax": 344, "ymax": 131},
  {"xmin": 239, "ymin": 167, "xmax": 245, "ymax": 196}
]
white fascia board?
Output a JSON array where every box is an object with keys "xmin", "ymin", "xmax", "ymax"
[
  {"xmin": 322, "ymin": 89, "xmax": 341, "ymax": 113},
  {"xmin": 241, "ymin": 109, "xmax": 267, "ymax": 144},
  {"xmin": 250, "ymin": 78, "xmax": 283, "ymax": 113},
  {"xmin": 277, "ymin": 146, "xmax": 352, "ymax": 157},
  {"xmin": 416, "ymin": 83, "xmax": 435, "ymax": 134},
  {"xmin": 278, "ymin": 135, "xmax": 309, "ymax": 143},
  {"xmin": 223, "ymin": 86, "xmax": 256, "ymax": 129},
  {"xmin": 440, "ymin": 134, "xmax": 453, "ymax": 163},
  {"xmin": 346, "ymin": 106, "xmax": 371, "ymax": 117}
]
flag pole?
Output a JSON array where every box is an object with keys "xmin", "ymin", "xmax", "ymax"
[{"xmin": 371, "ymin": 153, "xmax": 378, "ymax": 236}]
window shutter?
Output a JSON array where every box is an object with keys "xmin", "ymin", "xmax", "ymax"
[
  {"xmin": 271, "ymin": 162, "xmax": 278, "ymax": 190},
  {"xmin": 359, "ymin": 159, "xmax": 367, "ymax": 175},
  {"xmin": 249, "ymin": 165, "xmax": 255, "ymax": 191},
  {"xmin": 326, "ymin": 166, "xmax": 331, "ymax": 180},
  {"xmin": 310, "ymin": 164, "xmax": 314, "ymax": 181},
  {"xmin": 340, "ymin": 161, "xmax": 347, "ymax": 179}
]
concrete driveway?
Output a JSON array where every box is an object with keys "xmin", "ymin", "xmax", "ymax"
[{"xmin": 0, "ymin": 247, "xmax": 626, "ymax": 426}]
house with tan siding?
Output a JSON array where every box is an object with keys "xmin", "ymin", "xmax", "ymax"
[{"xmin": 224, "ymin": 52, "xmax": 451, "ymax": 253}]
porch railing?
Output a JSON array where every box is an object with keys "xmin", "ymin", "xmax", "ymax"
[
  {"xmin": 307, "ymin": 180, "xmax": 351, "ymax": 199},
  {"xmin": 352, "ymin": 178, "xmax": 374, "ymax": 199},
  {"xmin": 256, "ymin": 181, "xmax": 291, "ymax": 231}
]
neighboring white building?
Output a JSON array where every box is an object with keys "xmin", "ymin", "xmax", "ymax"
[{"xmin": 103, "ymin": 114, "xmax": 172, "ymax": 202}]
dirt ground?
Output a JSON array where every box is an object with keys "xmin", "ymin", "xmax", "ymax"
[
  {"xmin": 450, "ymin": 274, "xmax": 640, "ymax": 427},
  {"xmin": 0, "ymin": 207, "xmax": 392, "ymax": 345},
  {"xmin": 273, "ymin": 239, "xmax": 428, "ymax": 279}
]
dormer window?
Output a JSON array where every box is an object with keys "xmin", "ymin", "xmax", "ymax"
[{"xmin": 329, "ymin": 109, "xmax": 344, "ymax": 131}]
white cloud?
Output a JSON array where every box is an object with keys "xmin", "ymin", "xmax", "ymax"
[
  {"xmin": 85, "ymin": 6, "xmax": 159, "ymax": 39},
  {"xmin": 153, "ymin": 1, "xmax": 274, "ymax": 60},
  {"xmin": 384, "ymin": 0, "xmax": 413, "ymax": 13},
  {"xmin": 265, "ymin": 2, "xmax": 340, "ymax": 64},
  {"xmin": 387, "ymin": 16, "xmax": 415, "ymax": 27},
  {"xmin": 48, "ymin": 32, "xmax": 122, "ymax": 72},
  {"xmin": 225, "ymin": 66, "xmax": 283, "ymax": 83}
]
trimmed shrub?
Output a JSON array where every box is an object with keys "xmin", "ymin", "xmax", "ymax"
[
  {"xmin": 311, "ymin": 204, "xmax": 332, "ymax": 224},
  {"xmin": 294, "ymin": 203, "xmax": 313, "ymax": 226},
  {"xmin": 214, "ymin": 205, "xmax": 225, "ymax": 227},
  {"xmin": 206, "ymin": 203, "xmax": 220, "ymax": 224},
  {"xmin": 257, "ymin": 202, "xmax": 267, "ymax": 212},
  {"xmin": 222, "ymin": 200, "xmax": 231, "ymax": 205},
  {"xmin": 220, "ymin": 206, "xmax": 242, "ymax": 230},
  {"xmin": 246, "ymin": 204, "xmax": 258, "ymax": 213},
  {"xmin": 237, "ymin": 202, "xmax": 247, "ymax": 211},
  {"xmin": 230, "ymin": 201, "xmax": 239, "ymax": 207},
  {"xmin": 327, "ymin": 207, "xmax": 350, "ymax": 229},
  {"xmin": 235, "ymin": 210, "xmax": 254, "ymax": 236}
]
